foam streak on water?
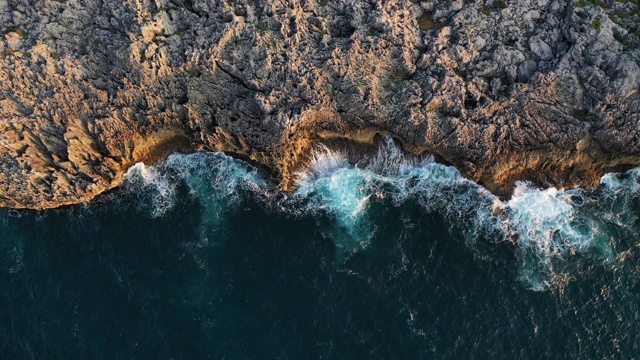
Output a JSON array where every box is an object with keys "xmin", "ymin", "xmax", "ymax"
[{"xmin": 121, "ymin": 138, "xmax": 640, "ymax": 290}]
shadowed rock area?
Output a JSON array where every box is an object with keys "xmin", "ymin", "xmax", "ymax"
[{"xmin": 0, "ymin": 0, "xmax": 639, "ymax": 209}]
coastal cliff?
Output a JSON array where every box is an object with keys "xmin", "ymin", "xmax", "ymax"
[{"xmin": 1, "ymin": 0, "xmax": 639, "ymax": 209}]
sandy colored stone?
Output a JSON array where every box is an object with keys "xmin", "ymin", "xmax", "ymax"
[{"xmin": 0, "ymin": 0, "xmax": 639, "ymax": 209}]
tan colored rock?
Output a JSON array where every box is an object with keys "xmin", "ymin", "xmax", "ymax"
[{"xmin": 0, "ymin": 0, "xmax": 639, "ymax": 209}]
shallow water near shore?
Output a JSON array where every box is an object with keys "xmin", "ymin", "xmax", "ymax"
[{"xmin": 2, "ymin": 140, "xmax": 640, "ymax": 358}]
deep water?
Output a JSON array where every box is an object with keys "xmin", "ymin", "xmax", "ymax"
[{"xmin": 2, "ymin": 139, "xmax": 640, "ymax": 359}]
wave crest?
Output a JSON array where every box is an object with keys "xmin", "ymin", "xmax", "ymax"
[{"xmin": 121, "ymin": 139, "xmax": 640, "ymax": 290}]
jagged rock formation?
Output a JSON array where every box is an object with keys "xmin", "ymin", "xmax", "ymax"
[{"xmin": 0, "ymin": 0, "xmax": 639, "ymax": 209}]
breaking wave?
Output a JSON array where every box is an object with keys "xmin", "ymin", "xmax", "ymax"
[{"xmin": 121, "ymin": 137, "xmax": 640, "ymax": 290}]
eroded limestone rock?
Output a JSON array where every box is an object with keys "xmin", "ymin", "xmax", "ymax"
[{"xmin": 0, "ymin": 0, "xmax": 639, "ymax": 209}]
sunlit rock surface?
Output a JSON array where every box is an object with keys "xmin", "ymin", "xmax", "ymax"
[{"xmin": 0, "ymin": 0, "xmax": 639, "ymax": 209}]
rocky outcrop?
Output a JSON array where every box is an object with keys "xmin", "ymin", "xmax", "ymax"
[{"xmin": 0, "ymin": 0, "xmax": 639, "ymax": 209}]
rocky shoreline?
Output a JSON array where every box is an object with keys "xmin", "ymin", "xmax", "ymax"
[{"xmin": 1, "ymin": 0, "xmax": 639, "ymax": 209}]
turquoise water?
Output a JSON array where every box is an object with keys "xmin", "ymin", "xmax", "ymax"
[{"xmin": 2, "ymin": 139, "xmax": 640, "ymax": 358}]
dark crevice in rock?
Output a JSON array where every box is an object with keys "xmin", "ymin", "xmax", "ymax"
[
  {"xmin": 177, "ymin": 94, "xmax": 189, "ymax": 105},
  {"xmin": 215, "ymin": 60, "xmax": 265, "ymax": 94}
]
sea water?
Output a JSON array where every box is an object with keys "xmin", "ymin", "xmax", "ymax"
[{"xmin": 1, "ymin": 138, "xmax": 640, "ymax": 358}]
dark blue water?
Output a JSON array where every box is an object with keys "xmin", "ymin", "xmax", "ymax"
[{"xmin": 2, "ymin": 142, "xmax": 640, "ymax": 359}]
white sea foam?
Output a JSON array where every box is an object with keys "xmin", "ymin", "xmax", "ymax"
[
  {"xmin": 490, "ymin": 183, "xmax": 616, "ymax": 290},
  {"xmin": 293, "ymin": 137, "xmax": 637, "ymax": 289},
  {"xmin": 495, "ymin": 183, "xmax": 594, "ymax": 256},
  {"xmin": 123, "ymin": 152, "xmax": 270, "ymax": 235},
  {"xmin": 293, "ymin": 147, "xmax": 379, "ymax": 253},
  {"xmin": 123, "ymin": 162, "xmax": 177, "ymax": 218},
  {"xmin": 600, "ymin": 166, "xmax": 640, "ymax": 193},
  {"xmin": 291, "ymin": 139, "xmax": 496, "ymax": 258},
  {"xmin": 597, "ymin": 167, "xmax": 640, "ymax": 230},
  {"xmin": 122, "ymin": 139, "xmax": 640, "ymax": 290}
]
